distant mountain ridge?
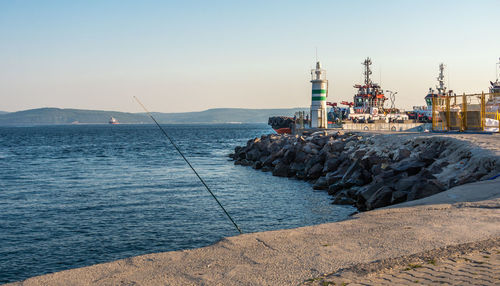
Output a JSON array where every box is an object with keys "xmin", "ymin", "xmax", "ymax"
[
  {"xmin": 0, "ymin": 107, "xmax": 306, "ymax": 126},
  {"xmin": 0, "ymin": 111, "xmax": 8, "ymax": 115}
]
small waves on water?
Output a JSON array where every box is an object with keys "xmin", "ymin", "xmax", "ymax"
[{"xmin": 0, "ymin": 124, "xmax": 355, "ymax": 283}]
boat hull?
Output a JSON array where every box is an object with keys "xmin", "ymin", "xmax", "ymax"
[{"xmin": 274, "ymin": 127, "xmax": 292, "ymax": 134}]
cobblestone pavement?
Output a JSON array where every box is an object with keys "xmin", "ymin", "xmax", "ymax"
[{"xmin": 304, "ymin": 245, "xmax": 500, "ymax": 285}]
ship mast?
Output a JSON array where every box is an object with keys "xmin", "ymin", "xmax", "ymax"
[
  {"xmin": 363, "ymin": 57, "xmax": 372, "ymax": 86},
  {"xmin": 496, "ymin": 57, "xmax": 500, "ymax": 82},
  {"xmin": 436, "ymin": 63, "xmax": 446, "ymax": 95}
]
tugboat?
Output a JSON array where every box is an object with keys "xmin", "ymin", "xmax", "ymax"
[
  {"xmin": 488, "ymin": 58, "xmax": 500, "ymax": 106},
  {"xmin": 484, "ymin": 58, "xmax": 500, "ymax": 131},
  {"xmin": 409, "ymin": 63, "xmax": 453, "ymax": 122},
  {"xmin": 108, "ymin": 117, "xmax": 119, "ymax": 124},
  {"xmin": 352, "ymin": 57, "xmax": 387, "ymax": 115},
  {"xmin": 347, "ymin": 57, "xmax": 406, "ymax": 122}
]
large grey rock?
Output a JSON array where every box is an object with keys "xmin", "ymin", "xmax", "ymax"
[
  {"xmin": 282, "ymin": 143, "xmax": 292, "ymax": 151},
  {"xmin": 323, "ymin": 157, "xmax": 341, "ymax": 173},
  {"xmin": 269, "ymin": 142, "xmax": 281, "ymax": 153},
  {"xmin": 341, "ymin": 160, "xmax": 360, "ymax": 183},
  {"xmin": 294, "ymin": 150, "xmax": 307, "ymax": 163},
  {"xmin": 366, "ymin": 186, "xmax": 394, "ymax": 210},
  {"xmin": 312, "ymin": 135, "xmax": 329, "ymax": 148},
  {"xmin": 305, "ymin": 155, "xmax": 323, "ymax": 173},
  {"xmin": 258, "ymin": 156, "xmax": 268, "ymax": 164},
  {"xmin": 296, "ymin": 170, "xmax": 307, "ymax": 180},
  {"xmin": 343, "ymin": 170, "xmax": 365, "ymax": 186},
  {"xmin": 303, "ymin": 142, "xmax": 320, "ymax": 154},
  {"xmin": 393, "ymin": 175, "xmax": 419, "ymax": 192},
  {"xmin": 290, "ymin": 162, "xmax": 305, "ymax": 173},
  {"xmin": 407, "ymin": 179, "xmax": 445, "ymax": 201},
  {"xmin": 247, "ymin": 137, "xmax": 260, "ymax": 148},
  {"xmin": 352, "ymin": 149, "xmax": 367, "ymax": 160},
  {"xmin": 417, "ymin": 149, "xmax": 439, "ymax": 165},
  {"xmin": 428, "ymin": 164, "xmax": 444, "ymax": 174},
  {"xmin": 256, "ymin": 140, "xmax": 270, "ymax": 152},
  {"xmin": 239, "ymin": 159, "xmax": 253, "ymax": 166},
  {"xmin": 360, "ymin": 154, "xmax": 383, "ymax": 170},
  {"xmin": 391, "ymin": 190, "xmax": 409, "ymax": 204},
  {"xmin": 252, "ymin": 161, "xmax": 263, "ymax": 170},
  {"xmin": 328, "ymin": 182, "xmax": 344, "ymax": 195},
  {"xmin": 262, "ymin": 155, "xmax": 275, "ymax": 167},
  {"xmin": 326, "ymin": 171, "xmax": 343, "ymax": 185},
  {"xmin": 338, "ymin": 152, "xmax": 349, "ymax": 162},
  {"xmin": 272, "ymin": 162, "xmax": 293, "ymax": 177},
  {"xmin": 313, "ymin": 176, "xmax": 328, "ymax": 190},
  {"xmin": 234, "ymin": 146, "xmax": 243, "ymax": 154},
  {"xmin": 346, "ymin": 186, "xmax": 360, "ymax": 198},
  {"xmin": 320, "ymin": 140, "xmax": 345, "ymax": 155},
  {"xmin": 418, "ymin": 169, "xmax": 437, "ymax": 180},
  {"xmin": 330, "ymin": 141, "xmax": 346, "ymax": 152},
  {"xmin": 370, "ymin": 164, "xmax": 383, "ymax": 176},
  {"xmin": 392, "ymin": 158, "xmax": 426, "ymax": 175},
  {"xmin": 355, "ymin": 182, "xmax": 386, "ymax": 210},
  {"xmin": 332, "ymin": 191, "xmax": 356, "ymax": 205},
  {"xmin": 307, "ymin": 163, "xmax": 324, "ymax": 179},
  {"xmin": 394, "ymin": 148, "xmax": 411, "ymax": 162},
  {"xmin": 282, "ymin": 149, "xmax": 295, "ymax": 164},
  {"xmin": 418, "ymin": 140, "xmax": 445, "ymax": 161},
  {"xmin": 237, "ymin": 151, "xmax": 246, "ymax": 160},
  {"xmin": 261, "ymin": 166, "xmax": 272, "ymax": 172}
]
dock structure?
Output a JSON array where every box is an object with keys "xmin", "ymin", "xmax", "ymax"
[{"xmin": 275, "ymin": 58, "xmax": 500, "ymax": 135}]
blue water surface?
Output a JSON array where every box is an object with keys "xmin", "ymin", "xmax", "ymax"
[{"xmin": 0, "ymin": 124, "xmax": 355, "ymax": 283}]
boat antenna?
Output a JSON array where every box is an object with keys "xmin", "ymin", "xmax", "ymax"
[
  {"xmin": 363, "ymin": 57, "xmax": 372, "ymax": 86},
  {"xmin": 447, "ymin": 66, "xmax": 450, "ymax": 90},
  {"xmin": 379, "ymin": 64, "xmax": 382, "ymax": 86},
  {"xmin": 133, "ymin": 96, "xmax": 243, "ymax": 234},
  {"xmin": 497, "ymin": 57, "xmax": 500, "ymax": 81}
]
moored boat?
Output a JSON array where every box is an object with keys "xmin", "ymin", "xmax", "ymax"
[
  {"xmin": 268, "ymin": 116, "xmax": 294, "ymax": 134},
  {"xmin": 409, "ymin": 63, "xmax": 453, "ymax": 122},
  {"xmin": 347, "ymin": 57, "xmax": 407, "ymax": 122},
  {"xmin": 488, "ymin": 58, "xmax": 500, "ymax": 107}
]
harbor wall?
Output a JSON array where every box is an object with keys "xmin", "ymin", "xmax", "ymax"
[{"xmin": 342, "ymin": 122, "xmax": 432, "ymax": 132}]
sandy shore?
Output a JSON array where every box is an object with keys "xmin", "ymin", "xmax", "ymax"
[{"xmin": 7, "ymin": 133, "xmax": 500, "ymax": 286}]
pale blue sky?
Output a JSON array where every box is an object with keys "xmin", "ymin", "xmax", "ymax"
[{"xmin": 1, "ymin": 0, "xmax": 499, "ymax": 112}]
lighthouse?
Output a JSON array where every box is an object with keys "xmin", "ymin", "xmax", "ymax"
[{"xmin": 310, "ymin": 61, "xmax": 328, "ymax": 128}]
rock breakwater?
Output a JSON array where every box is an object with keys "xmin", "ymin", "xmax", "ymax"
[{"xmin": 230, "ymin": 132, "xmax": 500, "ymax": 211}]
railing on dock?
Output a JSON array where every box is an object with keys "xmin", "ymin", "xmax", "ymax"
[{"xmin": 432, "ymin": 92, "xmax": 500, "ymax": 133}]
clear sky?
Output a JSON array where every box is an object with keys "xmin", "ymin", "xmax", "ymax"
[{"xmin": 1, "ymin": 0, "xmax": 499, "ymax": 113}]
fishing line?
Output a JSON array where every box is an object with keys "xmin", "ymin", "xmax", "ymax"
[{"xmin": 134, "ymin": 96, "xmax": 243, "ymax": 234}]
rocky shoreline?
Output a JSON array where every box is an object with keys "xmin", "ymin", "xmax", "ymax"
[{"xmin": 230, "ymin": 131, "xmax": 500, "ymax": 211}]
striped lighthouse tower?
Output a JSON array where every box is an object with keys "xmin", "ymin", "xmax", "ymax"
[{"xmin": 310, "ymin": 61, "xmax": 328, "ymax": 128}]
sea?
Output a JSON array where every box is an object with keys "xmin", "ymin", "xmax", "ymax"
[{"xmin": 0, "ymin": 124, "xmax": 355, "ymax": 283}]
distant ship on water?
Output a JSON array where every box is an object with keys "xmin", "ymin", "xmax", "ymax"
[{"xmin": 109, "ymin": 117, "xmax": 119, "ymax": 124}]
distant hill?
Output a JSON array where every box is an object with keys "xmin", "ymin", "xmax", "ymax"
[
  {"xmin": 0, "ymin": 107, "xmax": 306, "ymax": 126},
  {"xmin": 151, "ymin": 108, "xmax": 305, "ymax": 124},
  {"xmin": 0, "ymin": 111, "xmax": 8, "ymax": 115},
  {"xmin": 0, "ymin": 108, "xmax": 149, "ymax": 126}
]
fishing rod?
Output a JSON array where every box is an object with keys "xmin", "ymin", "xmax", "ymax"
[{"xmin": 134, "ymin": 96, "xmax": 243, "ymax": 234}]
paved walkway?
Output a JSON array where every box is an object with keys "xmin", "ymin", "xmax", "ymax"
[
  {"xmin": 304, "ymin": 239, "xmax": 500, "ymax": 286},
  {"xmin": 8, "ymin": 185, "xmax": 500, "ymax": 285}
]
